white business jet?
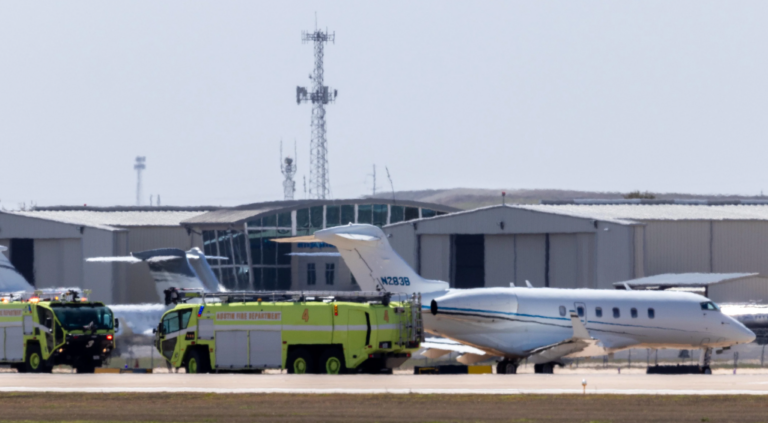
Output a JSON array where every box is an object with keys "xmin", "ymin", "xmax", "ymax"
[{"xmin": 274, "ymin": 224, "xmax": 755, "ymax": 374}]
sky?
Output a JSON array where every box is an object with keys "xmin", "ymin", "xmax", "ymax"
[{"xmin": 1, "ymin": 1, "xmax": 767, "ymax": 207}]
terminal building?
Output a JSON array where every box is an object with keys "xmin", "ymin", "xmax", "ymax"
[
  {"xmin": 181, "ymin": 199, "xmax": 458, "ymax": 293},
  {"xmin": 4, "ymin": 199, "xmax": 768, "ymax": 306}
]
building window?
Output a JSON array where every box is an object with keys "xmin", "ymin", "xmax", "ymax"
[
  {"xmin": 613, "ymin": 307, "xmax": 620, "ymax": 318},
  {"xmin": 404, "ymin": 207, "xmax": 419, "ymax": 221},
  {"xmin": 559, "ymin": 306, "xmax": 566, "ymax": 317},
  {"xmin": 373, "ymin": 204, "xmax": 388, "ymax": 226},
  {"xmin": 631, "ymin": 308, "xmax": 638, "ymax": 318},
  {"xmin": 310, "ymin": 206, "xmax": 324, "ymax": 229},
  {"xmin": 307, "ymin": 263, "xmax": 316, "ymax": 286},
  {"xmin": 648, "ymin": 308, "xmax": 655, "ymax": 319},
  {"xmin": 325, "ymin": 263, "xmax": 335, "ymax": 285},
  {"xmin": 390, "ymin": 206, "xmax": 404, "ymax": 224},
  {"xmin": 341, "ymin": 205, "xmax": 355, "ymax": 225},
  {"xmin": 358, "ymin": 205, "xmax": 373, "ymax": 224},
  {"xmin": 595, "ymin": 307, "xmax": 602, "ymax": 318},
  {"xmin": 326, "ymin": 206, "xmax": 341, "ymax": 228}
]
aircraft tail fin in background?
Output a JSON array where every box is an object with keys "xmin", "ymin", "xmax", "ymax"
[
  {"xmin": 0, "ymin": 245, "xmax": 35, "ymax": 292},
  {"xmin": 273, "ymin": 224, "xmax": 449, "ymax": 294},
  {"xmin": 87, "ymin": 247, "xmax": 225, "ymax": 301}
]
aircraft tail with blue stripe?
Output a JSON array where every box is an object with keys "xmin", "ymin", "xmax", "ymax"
[{"xmin": 273, "ymin": 224, "xmax": 449, "ymax": 295}]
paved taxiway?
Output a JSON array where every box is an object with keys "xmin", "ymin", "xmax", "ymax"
[{"xmin": 2, "ymin": 373, "xmax": 768, "ymax": 395}]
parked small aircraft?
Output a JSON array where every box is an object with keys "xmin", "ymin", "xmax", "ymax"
[{"xmin": 274, "ymin": 224, "xmax": 755, "ymax": 373}]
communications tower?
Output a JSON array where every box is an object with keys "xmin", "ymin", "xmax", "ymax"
[
  {"xmin": 280, "ymin": 141, "xmax": 297, "ymax": 200},
  {"xmin": 296, "ymin": 24, "xmax": 337, "ymax": 199},
  {"xmin": 134, "ymin": 156, "xmax": 146, "ymax": 206}
]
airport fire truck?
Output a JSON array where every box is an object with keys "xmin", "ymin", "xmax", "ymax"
[
  {"xmin": 0, "ymin": 289, "xmax": 117, "ymax": 373},
  {"xmin": 156, "ymin": 289, "xmax": 423, "ymax": 374}
]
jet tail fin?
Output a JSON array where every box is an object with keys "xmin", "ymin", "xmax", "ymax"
[{"xmin": 273, "ymin": 224, "xmax": 448, "ymax": 294}]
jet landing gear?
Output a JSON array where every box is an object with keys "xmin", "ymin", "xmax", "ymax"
[
  {"xmin": 496, "ymin": 359, "xmax": 519, "ymax": 374},
  {"xmin": 534, "ymin": 363, "xmax": 556, "ymax": 374},
  {"xmin": 699, "ymin": 347, "xmax": 713, "ymax": 375}
]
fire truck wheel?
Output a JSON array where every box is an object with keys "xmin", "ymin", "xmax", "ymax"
[
  {"xmin": 319, "ymin": 349, "xmax": 344, "ymax": 374},
  {"xmin": 25, "ymin": 344, "xmax": 49, "ymax": 373},
  {"xmin": 287, "ymin": 348, "xmax": 316, "ymax": 374},
  {"xmin": 75, "ymin": 363, "xmax": 96, "ymax": 374},
  {"xmin": 185, "ymin": 349, "xmax": 211, "ymax": 374}
]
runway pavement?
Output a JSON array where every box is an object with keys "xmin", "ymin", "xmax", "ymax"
[{"xmin": 2, "ymin": 373, "xmax": 768, "ymax": 395}]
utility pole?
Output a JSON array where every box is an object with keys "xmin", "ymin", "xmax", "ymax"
[
  {"xmin": 134, "ymin": 157, "xmax": 146, "ymax": 206},
  {"xmin": 296, "ymin": 21, "xmax": 337, "ymax": 199}
]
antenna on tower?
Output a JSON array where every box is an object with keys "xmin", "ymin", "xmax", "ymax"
[
  {"xmin": 280, "ymin": 140, "xmax": 298, "ymax": 200},
  {"xmin": 296, "ymin": 20, "xmax": 337, "ymax": 200},
  {"xmin": 134, "ymin": 156, "xmax": 146, "ymax": 206},
  {"xmin": 386, "ymin": 166, "xmax": 396, "ymax": 204},
  {"xmin": 303, "ymin": 176, "xmax": 307, "ymax": 199}
]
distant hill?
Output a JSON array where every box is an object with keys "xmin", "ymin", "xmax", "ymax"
[{"xmin": 367, "ymin": 188, "xmax": 767, "ymax": 210}]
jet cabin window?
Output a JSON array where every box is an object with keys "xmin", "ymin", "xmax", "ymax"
[
  {"xmin": 631, "ymin": 308, "xmax": 638, "ymax": 318},
  {"xmin": 613, "ymin": 307, "xmax": 620, "ymax": 318},
  {"xmin": 648, "ymin": 308, "xmax": 655, "ymax": 319},
  {"xmin": 701, "ymin": 301, "xmax": 720, "ymax": 311},
  {"xmin": 559, "ymin": 306, "xmax": 566, "ymax": 317},
  {"xmin": 576, "ymin": 306, "xmax": 584, "ymax": 317},
  {"xmin": 595, "ymin": 307, "xmax": 603, "ymax": 318}
]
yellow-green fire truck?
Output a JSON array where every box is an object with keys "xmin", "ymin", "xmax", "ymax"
[
  {"xmin": 0, "ymin": 289, "xmax": 117, "ymax": 373},
  {"xmin": 156, "ymin": 289, "xmax": 423, "ymax": 374}
]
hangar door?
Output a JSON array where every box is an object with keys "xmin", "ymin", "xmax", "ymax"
[{"xmin": 452, "ymin": 235, "xmax": 484, "ymax": 288}]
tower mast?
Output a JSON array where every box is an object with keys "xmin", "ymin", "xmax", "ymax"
[
  {"xmin": 296, "ymin": 23, "xmax": 337, "ymax": 199},
  {"xmin": 134, "ymin": 156, "xmax": 146, "ymax": 206}
]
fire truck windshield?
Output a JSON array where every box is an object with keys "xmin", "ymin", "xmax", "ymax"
[{"xmin": 50, "ymin": 304, "xmax": 114, "ymax": 331}]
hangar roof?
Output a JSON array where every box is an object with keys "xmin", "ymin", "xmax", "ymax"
[
  {"xmin": 521, "ymin": 204, "xmax": 768, "ymax": 222},
  {"xmin": 10, "ymin": 209, "xmax": 210, "ymax": 231},
  {"xmin": 614, "ymin": 273, "xmax": 761, "ymax": 289},
  {"xmin": 183, "ymin": 199, "xmax": 459, "ymax": 226}
]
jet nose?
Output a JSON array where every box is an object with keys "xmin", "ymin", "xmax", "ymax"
[{"xmin": 728, "ymin": 320, "xmax": 756, "ymax": 345}]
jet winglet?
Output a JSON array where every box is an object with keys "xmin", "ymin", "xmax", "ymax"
[{"xmin": 569, "ymin": 311, "xmax": 590, "ymax": 339}]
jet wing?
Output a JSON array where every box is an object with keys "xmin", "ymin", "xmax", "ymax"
[
  {"xmin": 420, "ymin": 337, "xmax": 493, "ymax": 364},
  {"xmin": 525, "ymin": 312, "xmax": 602, "ymax": 364}
]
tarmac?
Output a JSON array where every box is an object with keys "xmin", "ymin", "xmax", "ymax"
[{"xmin": 2, "ymin": 373, "xmax": 768, "ymax": 395}]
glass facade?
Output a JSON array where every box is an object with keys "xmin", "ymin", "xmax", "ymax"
[{"xmin": 203, "ymin": 203, "xmax": 447, "ymax": 291}]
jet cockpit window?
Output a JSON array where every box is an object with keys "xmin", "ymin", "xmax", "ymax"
[
  {"xmin": 648, "ymin": 308, "xmax": 655, "ymax": 319},
  {"xmin": 700, "ymin": 301, "xmax": 720, "ymax": 311},
  {"xmin": 595, "ymin": 307, "xmax": 602, "ymax": 318},
  {"xmin": 559, "ymin": 306, "xmax": 566, "ymax": 317},
  {"xmin": 630, "ymin": 308, "xmax": 638, "ymax": 318},
  {"xmin": 613, "ymin": 307, "xmax": 620, "ymax": 318}
]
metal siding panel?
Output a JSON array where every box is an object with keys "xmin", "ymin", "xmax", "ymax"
[
  {"xmin": 415, "ymin": 207, "xmax": 597, "ymax": 235},
  {"xmin": 549, "ymin": 234, "xmax": 578, "ymax": 289},
  {"xmin": 712, "ymin": 221, "xmax": 768, "ymax": 274},
  {"xmin": 82, "ymin": 230, "xmax": 116, "ymax": 303},
  {"xmin": 0, "ymin": 328, "xmax": 4, "ymax": 359},
  {"xmin": 514, "ymin": 235, "xmax": 546, "ymax": 287},
  {"xmin": 215, "ymin": 330, "xmax": 248, "ymax": 368},
  {"xmin": 708, "ymin": 277, "xmax": 768, "ymax": 304},
  {"xmin": 633, "ymin": 226, "xmax": 645, "ymax": 278},
  {"xmin": 484, "ymin": 235, "xmax": 515, "ymax": 287},
  {"xmin": 419, "ymin": 235, "xmax": 451, "ymax": 282},
  {"xmin": 643, "ymin": 221, "xmax": 710, "ymax": 275},
  {"xmin": 595, "ymin": 223, "xmax": 634, "ymax": 289},
  {"xmin": 576, "ymin": 233, "xmax": 595, "ymax": 288},
  {"xmin": 385, "ymin": 225, "xmax": 418, "ymax": 271},
  {"xmin": 249, "ymin": 330, "xmax": 282, "ymax": 368}
]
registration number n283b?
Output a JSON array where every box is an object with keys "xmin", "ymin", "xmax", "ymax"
[{"xmin": 380, "ymin": 277, "xmax": 410, "ymax": 286}]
